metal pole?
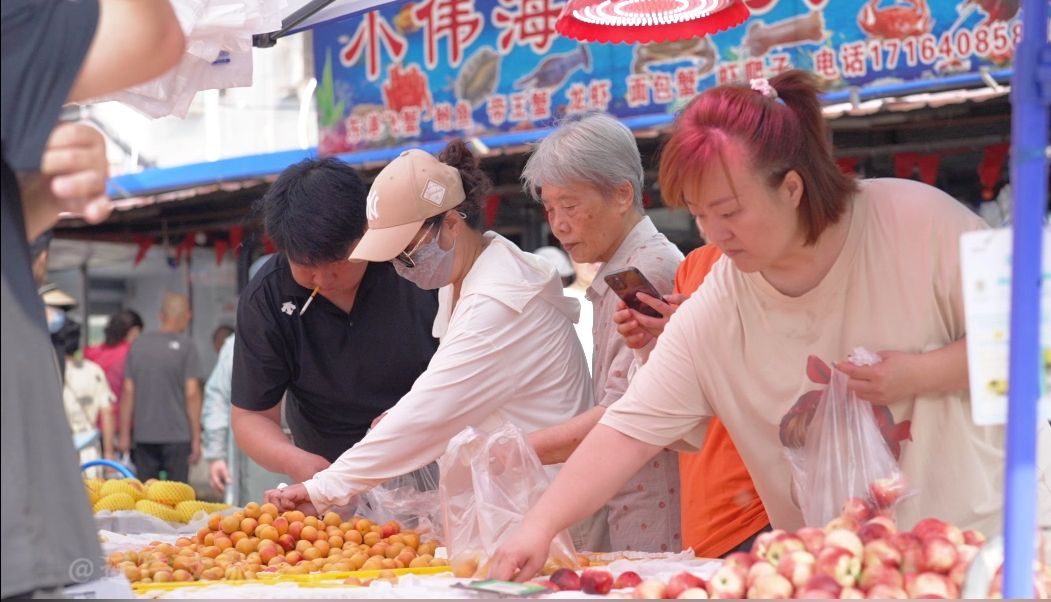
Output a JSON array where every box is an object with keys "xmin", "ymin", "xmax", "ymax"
[{"xmin": 1003, "ymin": 0, "xmax": 1048, "ymax": 597}]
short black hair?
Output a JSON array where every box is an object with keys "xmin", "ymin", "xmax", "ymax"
[
  {"xmin": 259, "ymin": 157, "xmax": 368, "ymax": 266},
  {"xmin": 104, "ymin": 309, "xmax": 143, "ymax": 346},
  {"xmin": 52, "ymin": 317, "xmax": 81, "ymax": 357}
]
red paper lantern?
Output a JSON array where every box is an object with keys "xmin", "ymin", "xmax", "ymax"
[{"xmin": 556, "ymin": 0, "xmax": 749, "ymax": 44}]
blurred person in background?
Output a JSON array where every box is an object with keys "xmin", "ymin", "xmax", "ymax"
[
  {"xmin": 85, "ymin": 308, "xmax": 143, "ymax": 437},
  {"xmin": 1, "ymin": 0, "xmax": 183, "ymax": 595},
  {"xmin": 211, "ymin": 323, "xmax": 234, "ymax": 354},
  {"xmin": 52, "ymin": 317, "xmax": 115, "ymax": 479},
  {"xmin": 119, "ymin": 292, "xmax": 203, "ymax": 482}
]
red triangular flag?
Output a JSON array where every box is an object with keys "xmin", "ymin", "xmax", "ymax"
[
  {"xmin": 214, "ymin": 240, "xmax": 229, "ymax": 265},
  {"xmin": 230, "ymin": 226, "xmax": 245, "ymax": 257},
  {"xmin": 917, "ymin": 154, "xmax": 941, "ymax": 185},
  {"xmin": 133, "ymin": 236, "xmax": 154, "ymax": 267}
]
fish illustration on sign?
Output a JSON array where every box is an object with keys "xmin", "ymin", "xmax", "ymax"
[
  {"xmin": 632, "ymin": 37, "xmax": 718, "ymax": 76},
  {"xmin": 514, "ymin": 45, "xmax": 591, "ymax": 90},
  {"xmin": 455, "ymin": 47, "xmax": 501, "ymax": 108}
]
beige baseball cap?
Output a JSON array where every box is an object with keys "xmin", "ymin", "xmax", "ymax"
[{"xmin": 350, "ymin": 149, "xmax": 466, "ymax": 262}]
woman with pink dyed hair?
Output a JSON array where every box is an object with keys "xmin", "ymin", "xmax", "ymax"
[{"xmin": 489, "ymin": 70, "xmax": 1051, "ymax": 581}]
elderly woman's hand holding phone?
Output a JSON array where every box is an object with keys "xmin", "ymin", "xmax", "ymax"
[{"xmin": 608, "ymin": 266, "xmax": 689, "ymax": 349}]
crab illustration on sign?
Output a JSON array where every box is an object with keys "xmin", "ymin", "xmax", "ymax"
[{"xmin": 857, "ymin": 0, "xmax": 933, "ymax": 39}]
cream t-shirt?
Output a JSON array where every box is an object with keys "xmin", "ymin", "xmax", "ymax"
[{"xmin": 601, "ymin": 178, "xmax": 1051, "ymax": 534}]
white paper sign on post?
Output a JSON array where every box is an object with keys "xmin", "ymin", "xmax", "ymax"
[{"xmin": 959, "ymin": 227, "xmax": 1051, "ymax": 426}]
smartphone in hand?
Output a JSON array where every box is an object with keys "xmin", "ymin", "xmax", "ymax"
[{"xmin": 604, "ymin": 267, "xmax": 664, "ymax": 318}]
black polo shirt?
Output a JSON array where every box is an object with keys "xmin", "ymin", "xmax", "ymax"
[{"xmin": 232, "ymin": 254, "xmax": 439, "ymax": 462}]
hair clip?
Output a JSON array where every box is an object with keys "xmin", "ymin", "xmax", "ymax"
[{"xmin": 750, "ymin": 78, "xmax": 778, "ymax": 100}]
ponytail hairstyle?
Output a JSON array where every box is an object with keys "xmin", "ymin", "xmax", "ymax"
[
  {"xmin": 437, "ymin": 139, "xmax": 492, "ymax": 230},
  {"xmin": 659, "ymin": 70, "xmax": 857, "ymax": 245}
]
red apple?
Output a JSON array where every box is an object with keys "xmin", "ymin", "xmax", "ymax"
[
  {"xmin": 707, "ymin": 564, "xmax": 746, "ymax": 599},
  {"xmin": 677, "ymin": 587, "xmax": 710, "ymax": 599},
  {"xmin": 747, "ymin": 561, "xmax": 778, "ymax": 587},
  {"xmin": 824, "ymin": 529, "xmax": 864, "ymax": 558},
  {"xmin": 722, "ymin": 552, "xmax": 758, "ymax": 572},
  {"xmin": 746, "ymin": 573, "xmax": 793, "ymax": 599},
  {"xmin": 765, "ymin": 534, "xmax": 805, "ymax": 565},
  {"xmin": 632, "ymin": 580, "xmax": 667, "ymax": 599},
  {"xmin": 905, "ymin": 571, "xmax": 958, "ymax": 598},
  {"xmin": 800, "ymin": 574, "xmax": 843, "ymax": 598},
  {"xmin": 825, "ymin": 515, "xmax": 861, "ymax": 532},
  {"xmin": 533, "ymin": 580, "xmax": 559, "ymax": 592},
  {"xmin": 869, "ymin": 477, "xmax": 907, "ymax": 509},
  {"xmin": 920, "ymin": 536, "xmax": 959, "ymax": 573},
  {"xmin": 777, "ymin": 550, "xmax": 815, "ymax": 589},
  {"xmin": 549, "ymin": 568, "xmax": 580, "ymax": 591},
  {"xmin": 891, "ymin": 532, "xmax": 924, "ymax": 574},
  {"xmin": 841, "ymin": 497, "xmax": 876, "ymax": 523},
  {"xmin": 664, "ymin": 572, "xmax": 705, "ymax": 599},
  {"xmin": 796, "ymin": 527, "xmax": 826, "ymax": 555},
  {"xmin": 751, "ymin": 529, "xmax": 785, "ymax": 559},
  {"xmin": 962, "ymin": 529, "xmax": 987, "ymax": 546},
  {"xmin": 858, "ymin": 562, "xmax": 904, "ymax": 591},
  {"xmin": 840, "ymin": 586, "xmax": 865, "ymax": 599},
  {"xmin": 815, "ymin": 547, "xmax": 861, "ymax": 588},
  {"xmin": 613, "ymin": 571, "xmax": 643, "ymax": 590},
  {"xmin": 858, "ymin": 518, "xmax": 897, "ymax": 544},
  {"xmin": 863, "ymin": 538, "xmax": 902, "ymax": 568},
  {"xmin": 911, "ymin": 518, "xmax": 963, "ymax": 546},
  {"xmin": 866, "ymin": 584, "xmax": 908, "ymax": 599},
  {"xmin": 580, "ymin": 569, "xmax": 614, "ymax": 595}
]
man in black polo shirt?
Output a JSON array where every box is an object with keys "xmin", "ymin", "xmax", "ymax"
[{"xmin": 231, "ymin": 157, "xmax": 439, "ymax": 484}]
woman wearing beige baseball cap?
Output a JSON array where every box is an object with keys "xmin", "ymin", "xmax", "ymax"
[{"xmin": 267, "ymin": 141, "xmax": 604, "ymax": 546}]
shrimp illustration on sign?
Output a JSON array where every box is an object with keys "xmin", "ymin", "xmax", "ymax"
[
  {"xmin": 857, "ymin": 0, "xmax": 933, "ymax": 39},
  {"xmin": 514, "ymin": 45, "xmax": 591, "ymax": 90},
  {"xmin": 455, "ymin": 47, "xmax": 501, "ymax": 108},
  {"xmin": 631, "ymin": 37, "xmax": 718, "ymax": 76}
]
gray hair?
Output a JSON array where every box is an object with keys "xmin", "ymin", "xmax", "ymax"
[{"xmin": 522, "ymin": 113, "xmax": 644, "ymax": 211}]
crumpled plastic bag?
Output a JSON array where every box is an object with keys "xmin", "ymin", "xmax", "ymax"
[
  {"xmin": 348, "ymin": 463, "xmax": 442, "ymax": 541},
  {"xmin": 90, "ymin": 0, "xmax": 286, "ymax": 118},
  {"xmin": 437, "ymin": 422, "xmax": 577, "ymax": 578},
  {"xmin": 786, "ymin": 348, "xmax": 912, "ymax": 527},
  {"xmin": 93, "ymin": 506, "xmax": 237, "ymax": 535}
]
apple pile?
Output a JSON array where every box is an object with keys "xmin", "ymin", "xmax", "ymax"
[
  {"xmin": 106, "ymin": 502, "xmax": 446, "ymax": 584},
  {"xmin": 616, "ymin": 495, "xmax": 1051, "ymax": 599}
]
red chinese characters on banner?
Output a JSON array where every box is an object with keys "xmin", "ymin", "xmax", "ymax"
[
  {"xmin": 401, "ymin": 107, "xmax": 423, "ymax": 137},
  {"xmin": 651, "ymin": 73, "xmax": 674, "ymax": 104},
  {"xmin": 340, "ymin": 12, "xmax": 407, "ymax": 81},
  {"xmin": 812, "ymin": 47, "xmax": 840, "ymax": 79},
  {"xmin": 717, "ymin": 62, "xmax": 741, "ymax": 85},
  {"xmin": 414, "ymin": 0, "xmax": 484, "ymax": 69},
  {"xmin": 565, "ymin": 83, "xmax": 587, "ymax": 113},
  {"xmin": 487, "ymin": 95, "xmax": 508, "ymax": 124},
  {"xmin": 625, "ymin": 75, "xmax": 650, "ymax": 108},
  {"xmin": 455, "ymin": 100, "xmax": 474, "ymax": 129},
  {"xmin": 675, "ymin": 67, "xmax": 699, "ymax": 99},
  {"xmin": 433, "ymin": 102, "xmax": 455, "ymax": 132},
  {"xmin": 839, "ymin": 41, "xmax": 867, "ymax": 78},
  {"xmin": 530, "ymin": 88, "xmax": 552, "ymax": 120},
  {"xmin": 492, "ymin": 0, "xmax": 564, "ymax": 54},
  {"xmin": 588, "ymin": 80, "xmax": 612, "ymax": 112},
  {"xmin": 509, "ymin": 92, "xmax": 529, "ymax": 121}
]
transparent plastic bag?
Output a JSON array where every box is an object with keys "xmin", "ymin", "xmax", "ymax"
[
  {"xmin": 348, "ymin": 463, "xmax": 442, "ymax": 541},
  {"xmin": 438, "ymin": 423, "xmax": 577, "ymax": 577},
  {"xmin": 786, "ymin": 353, "xmax": 911, "ymax": 527}
]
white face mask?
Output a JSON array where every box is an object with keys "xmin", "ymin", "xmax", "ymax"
[{"xmin": 393, "ymin": 226, "xmax": 456, "ymax": 290}]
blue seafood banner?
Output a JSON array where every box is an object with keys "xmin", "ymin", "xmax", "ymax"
[{"xmin": 314, "ymin": 0, "xmax": 1022, "ymax": 154}]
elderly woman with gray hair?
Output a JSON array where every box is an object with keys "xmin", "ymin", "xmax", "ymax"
[{"xmin": 524, "ymin": 113, "xmax": 684, "ymax": 553}]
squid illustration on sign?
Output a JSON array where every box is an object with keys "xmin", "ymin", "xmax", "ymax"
[
  {"xmin": 514, "ymin": 45, "xmax": 591, "ymax": 90},
  {"xmin": 857, "ymin": 0, "xmax": 933, "ymax": 39},
  {"xmin": 631, "ymin": 37, "xmax": 718, "ymax": 76},
  {"xmin": 742, "ymin": 10, "xmax": 826, "ymax": 58}
]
